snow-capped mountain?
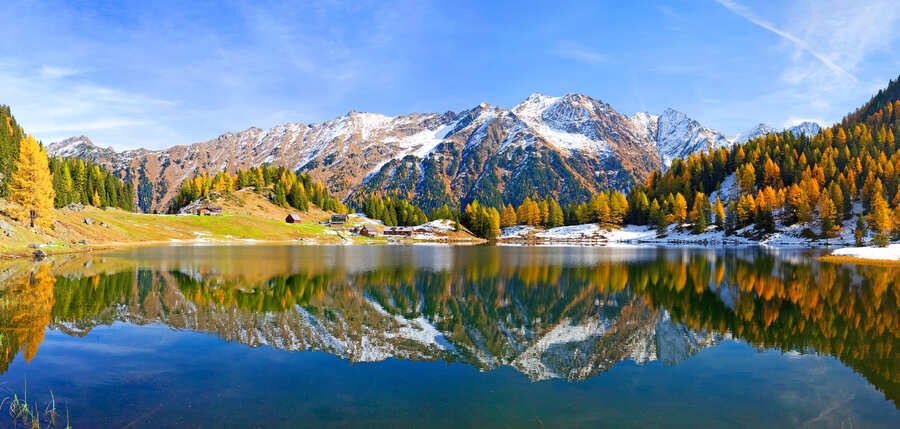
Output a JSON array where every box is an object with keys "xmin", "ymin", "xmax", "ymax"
[
  {"xmin": 634, "ymin": 108, "xmax": 733, "ymax": 167},
  {"xmin": 48, "ymin": 94, "xmax": 739, "ymax": 212},
  {"xmin": 787, "ymin": 121, "xmax": 822, "ymax": 137},
  {"xmin": 731, "ymin": 121, "xmax": 822, "ymax": 145}
]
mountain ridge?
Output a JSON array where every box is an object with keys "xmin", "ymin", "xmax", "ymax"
[{"xmin": 47, "ymin": 94, "xmax": 820, "ymax": 212}]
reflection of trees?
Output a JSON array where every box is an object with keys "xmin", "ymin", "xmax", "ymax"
[
  {"xmin": 0, "ymin": 266, "xmax": 56, "ymax": 374},
  {"xmin": 1, "ymin": 250, "xmax": 897, "ymax": 405},
  {"xmin": 627, "ymin": 254, "xmax": 900, "ymax": 408},
  {"xmin": 174, "ymin": 272, "xmax": 331, "ymax": 312}
]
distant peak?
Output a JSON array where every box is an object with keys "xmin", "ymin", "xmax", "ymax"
[{"xmin": 660, "ymin": 108, "xmax": 689, "ymax": 120}]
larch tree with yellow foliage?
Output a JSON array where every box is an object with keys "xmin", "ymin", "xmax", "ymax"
[{"xmin": 8, "ymin": 135, "xmax": 55, "ymax": 228}]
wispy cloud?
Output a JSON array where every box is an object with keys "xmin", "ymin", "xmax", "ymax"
[
  {"xmin": 714, "ymin": 0, "xmax": 856, "ymax": 82},
  {"xmin": 30, "ymin": 118, "xmax": 153, "ymax": 134},
  {"xmin": 0, "ymin": 64, "xmax": 176, "ymax": 147},
  {"xmin": 555, "ymin": 41, "xmax": 609, "ymax": 65},
  {"xmin": 39, "ymin": 65, "xmax": 80, "ymax": 79}
]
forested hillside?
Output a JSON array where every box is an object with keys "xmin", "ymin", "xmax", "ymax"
[
  {"xmin": 0, "ymin": 105, "xmax": 133, "ymax": 211},
  {"xmin": 169, "ymin": 165, "xmax": 346, "ymax": 214},
  {"xmin": 626, "ymin": 75, "xmax": 900, "ymax": 245},
  {"xmin": 0, "ymin": 105, "xmax": 26, "ymax": 195}
]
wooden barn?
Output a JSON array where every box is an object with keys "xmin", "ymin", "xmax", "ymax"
[
  {"xmin": 384, "ymin": 226, "xmax": 413, "ymax": 236},
  {"xmin": 196, "ymin": 206, "xmax": 223, "ymax": 216},
  {"xmin": 285, "ymin": 214, "xmax": 303, "ymax": 223},
  {"xmin": 330, "ymin": 214, "xmax": 348, "ymax": 225},
  {"xmin": 357, "ymin": 225, "xmax": 380, "ymax": 237}
]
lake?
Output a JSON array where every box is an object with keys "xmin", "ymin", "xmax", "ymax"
[{"xmin": 0, "ymin": 245, "xmax": 898, "ymax": 428}]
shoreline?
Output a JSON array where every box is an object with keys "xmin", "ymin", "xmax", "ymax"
[
  {"xmin": 818, "ymin": 254, "xmax": 900, "ymax": 266},
  {"xmin": 1, "ymin": 236, "xmax": 487, "ymax": 260}
]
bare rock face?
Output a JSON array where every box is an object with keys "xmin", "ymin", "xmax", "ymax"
[{"xmin": 48, "ymin": 94, "xmax": 744, "ymax": 212}]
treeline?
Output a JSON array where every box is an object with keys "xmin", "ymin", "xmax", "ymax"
[
  {"xmin": 170, "ymin": 165, "xmax": 347, "ymax": 214},
  {"xmin": 1, "ymin": 105, "xmax": 134, "ymax": 216},
  {"xmin": 49, "ymin": 156, "xmax": 134, "ymax": 211},
  {"xmin": 625, "ymin": 74, "xmax": 900, "ymax": 246},
  {"xmin": 355, "ymin": 191, "xmax": 634, "ymax": 239},
  {"xmin": 361, "ymin": 195, "xmax": 428, "ymax": 226},
  {"xmin": 0, "ymin": 105, "xmax": 25, "ymax": 195}
]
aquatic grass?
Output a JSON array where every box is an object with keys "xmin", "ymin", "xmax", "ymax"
[
  {"xmin": 44, "ymin": 391, "xmax": 57, "ymax": 427},
  {"xmin": 2, "ymin": 391, "xmax": 31, "ymax": 426},
  {"xmin": 1, "ymin": 381, "xmax": 66, "ymax": 428},
  {"xmin": 29, "ymin": 403, "xmax": 40, "ymax": 428}
]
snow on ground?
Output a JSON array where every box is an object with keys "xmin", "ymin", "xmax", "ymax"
[
  {"xmin": 536, "ymin": 223, "xmax": 603, "ymax": 239},
  {"xmin": 708, "ymin": 173, "xmax": 736, "ymax": 204},
  {"xmin": 831, "ymin": 244, "xmax": 900, "ymax": 261},
  {"xmin": 500, "ymin": 225, "xmax": 537, "ymax": 239},
  {"xmin": 502, "ymin": 223, "xmax": 748, "ymax": 245},
  {"xmin": 416, "ymin": 219, "xmax": 456, "ymax": 232},
  {"xmin": 348, "ymin": 213, "xmax": 384, "ymax": 226},
  {"xmin": 499, "ymin": 218, "xmax": 878, "ymax": 248}
]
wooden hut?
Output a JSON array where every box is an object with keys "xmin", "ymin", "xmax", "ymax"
[
  {"xmin": 285, "ymin": 214, "xmax": 303, "ymax": 223},
  {"xmin": 358, "ymin": 225, "xmax": 379, "ymax": 237},
  {"xmin": 330, "ymin": 214, "xmax": 348, "ymax": 225},
  {"xmin": 196, "ymin": 206, "xmax": 223, "ymax": 216},
  {"xmin": 384, "ymin": 226, "xmax": 413, "ymax": 236}
]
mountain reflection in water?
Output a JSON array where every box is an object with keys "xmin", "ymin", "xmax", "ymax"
[{"xmin": 1, "ymin": 245, "xmax": 897, "ymax": 410}]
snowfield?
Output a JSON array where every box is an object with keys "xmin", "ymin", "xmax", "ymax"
[
  {"xmin": 831, "ymin": 244, "xmax": 900, "ymax": 261},
  {"xmin": 500, "ymin": 215, "xmax": 880, "ymax": 249}
]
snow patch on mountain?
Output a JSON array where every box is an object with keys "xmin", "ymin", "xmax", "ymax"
[{"xmin": 655, "ymin": 108, "xmax": 732, "ymax": 167}]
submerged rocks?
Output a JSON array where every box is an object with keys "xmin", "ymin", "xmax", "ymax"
[{"xmin": 32, "ymin": 249, "xmax": 47, "ymax": 260}]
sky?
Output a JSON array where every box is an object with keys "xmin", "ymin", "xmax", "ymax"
[{"xmin": 1, "ymin": 0, "xmax": 899, "ymax": 151}]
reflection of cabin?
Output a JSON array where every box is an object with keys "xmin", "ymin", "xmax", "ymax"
[
  {"xmin": 356, "ymin": 225, "xmax": 379, "ymax": 237},
  {"xmin": 329, "ymin": 214, "xmax": 348, "ymax": 225},
  {"xmin": 195, "ymin": 206, "xmax": 222, "ymax": 216},
  {"xmin": 285, "ymin": 214, "xmax": 303, "ymax": 223},
  {"xmin": 384, "ymin": 226, "xmax": 413, "ymax": 236}
]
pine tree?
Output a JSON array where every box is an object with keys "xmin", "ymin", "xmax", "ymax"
[
  {"xmin": 714, "ymin": 196, "xmax": 725, "ymax": 227},
  {"xmin": 288, "ymin": 182, "xmax": 308, "ymax": 211},
  {"xmin": 608, "ymin": 191, "xmax": 628, "ymax": 225},
  {"xmin": 690, "ymin": 192, "xmax": 707, "ymax": 234},
  {"xmin": 500, "ymin": 204, "xmax": 517, "ymax": 228},
  {"xmin": 9, "ymin": 135, "xmax": 56, "ymax": 228},
  {"xmin": 725, "ymin": 200, "xmax": 737, "ymax": 234},
  {"xmin": 854, "ymin": 215, "xmax": 866, "ymax": 247},
  {"xmin": 869, "ymin": 194, "xmax": 892, "ymax": 246},
  {"xmin": 672, "ymin": 193, "xmax": 688, "ymax": 225},
  {"xmin": 595, "ymin": 196, "xmax": 611, "ymax": 225},
  {"xmin": 736, "ymin": 194, "xmax": 755, "ymax": 227},
  {"xmin": 818, "ymin": 194, "xmax": 837, "ymax": 238},
  {"xmin": 548, "ymin": 198, "xmax": 564, "ymax": 227}
]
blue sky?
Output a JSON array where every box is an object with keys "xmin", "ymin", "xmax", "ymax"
[{"xmin": 2, "ymin": 0, "xmax": 899, "ymax": 150}]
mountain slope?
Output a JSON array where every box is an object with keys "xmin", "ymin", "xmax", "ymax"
[{"xmin": 49, "ymin": 94, "xmax": 742, "ymax": 212}]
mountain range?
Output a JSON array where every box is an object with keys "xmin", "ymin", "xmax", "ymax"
[{"xmin": 47, "ymin": 94, "xmax": 820, "ymax": 212}]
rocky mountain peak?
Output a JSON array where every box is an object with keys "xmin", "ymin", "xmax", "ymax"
[{"xmin": 48, "ymin": 93, "xmax": 747, "ymax": 212}]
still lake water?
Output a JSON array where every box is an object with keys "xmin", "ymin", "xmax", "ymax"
[{"xmin": 0, "ymin": 245, "xmax": 898, "ymax": 428}]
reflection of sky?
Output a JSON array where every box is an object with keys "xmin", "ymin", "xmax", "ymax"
[{"xmin": 4, "ymin": 324, "xmax": 896, "ymax": 428}]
